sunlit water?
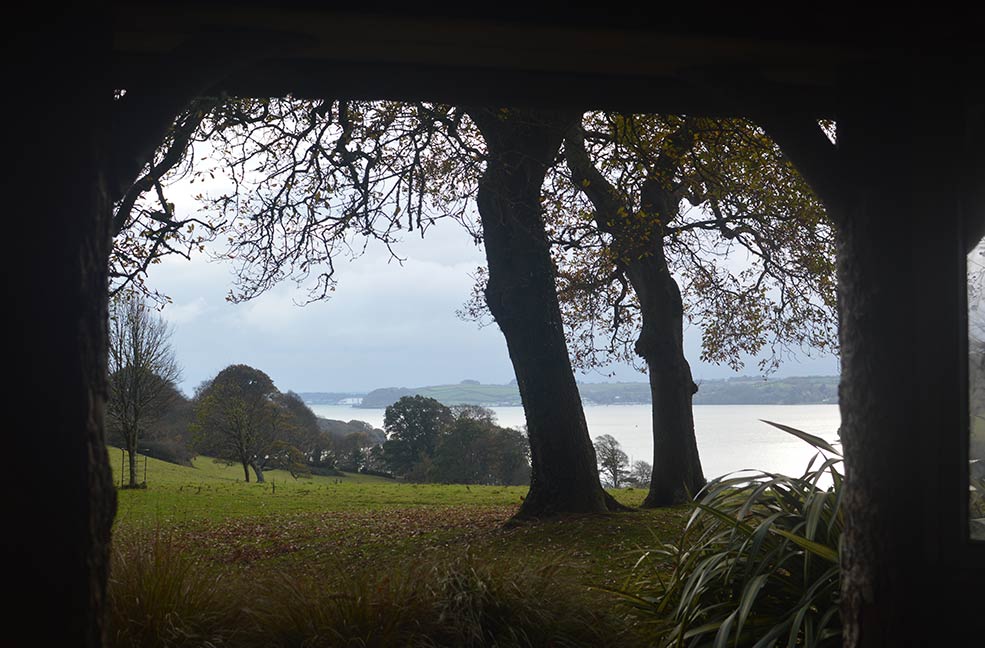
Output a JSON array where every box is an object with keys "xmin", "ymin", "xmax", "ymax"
[{"xmin": 308, "ymin": 402, "xmax": 841, "ymax": 482}]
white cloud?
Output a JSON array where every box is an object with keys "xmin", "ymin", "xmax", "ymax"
[
  {"xmin": 162, "ymin": 297, "xmax": 208, "ymax": 325},
  {"xmin": 139, "ymin": 180, "xmax": 837, "ymax": 397}
]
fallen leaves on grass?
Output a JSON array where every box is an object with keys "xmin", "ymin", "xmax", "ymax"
[{"xmin": 151, "ymin": 505, "xmax": 518, "ymax": 568}]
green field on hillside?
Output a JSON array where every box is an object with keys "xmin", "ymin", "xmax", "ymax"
[
  {"xmin": 110, "ymin": 452, "xmax": 681, "ymax": 587},
  {"xmin": 112, "ymin": 452, "xmax": 423, "ymax": 525},
  {"xmin": 106, "ymin": 452, "xmax": 695, "ymax": 646}
]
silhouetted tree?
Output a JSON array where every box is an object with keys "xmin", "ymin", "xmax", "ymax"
[
  {"xmin": 460, "ymin": 113, "xmax": 835, "ymax": 507},
  {"xmin": 465, "ymin": 107, "xmax": 622, "ymax": 516},
  {"xmin": 594, "ymin": 434, "xmax": 629, "ymax": 488},
  {"xmin": 125, "ymin": 99, "xmax": 830, "ymax": 516},
  {"xmin": 124, "ymin": 99, "xmax": 618, "ymax": 515},
  {"xmin": 107, "ymin": 292, "xmax": 182, "ymax": 487},
  {"xmin": 314, "ymin": 418, "xmax": 386, "ymax": 470},
  {"xmin": 264, "ymin": 440, "xmax": 312, "ymax": 478},
  {"xmin": 450, "ymin": 403, "xmax": 497, "ymax": 424},
  {"xmin": 626, "ymin": 460, "xmax": 653, "ymax": 489},
  {"xmin": 138, "ymin": 382, "xmax": 196, "ymax": 466},
  {"xmin": 432, "ymin": 406, "xmax": 530, "ymax": 485},
  {"xmin": 192, "ymin": 364, "xmax": 298, "ymax": 482},
  {"xmin": 275, "ymin": 391, "xmax": 322, "ymax": 463},
  {"xmin": 362, "ymin": 444, "xmax": 391, "ymax": 477},
  {"xmin": 110, "ymin": 97, "xmax": 225, "ymax": 305},
  {"xmin": 553, "ymin": 115, "xmax": 832, "ymax": 506},
  {"xmin": 382, "ymin": 395, "xmax": 454, "ymax": 478}
]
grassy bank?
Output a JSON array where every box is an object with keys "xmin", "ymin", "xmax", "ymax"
[{"xmin": 108, "ymin": 452, "xmax": 688, "ymax": 646}]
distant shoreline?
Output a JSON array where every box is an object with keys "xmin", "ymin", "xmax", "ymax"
[
  {"xmin": 311, "ymin": 402, "xmax": 841, "ymax": 411},
  {"xmin": 300, "ymin": 375, "xmax": 839, "ymax": 409}
]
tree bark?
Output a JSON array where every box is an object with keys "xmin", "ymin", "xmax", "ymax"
[
  {"xmin": 242, "ymin": 461, "xmax": 251, "ymax": 483},
  {"xmin": 251, "ymin": 462, "xmax": 265, "ymax": 483},
  {"xmin": 127, "ymin": 442, "xmax": 139, "ymax": 488},
  {"xmin": 628, "ymin": 247, "xmax": 706, "ymax": 507},
  {"xmin": 564, "ymin": 128, "xmax": 705, "ymax": 507},
  {"xmin": 467, "ymin": 107, "xmax": 623, "ymax": 518}
]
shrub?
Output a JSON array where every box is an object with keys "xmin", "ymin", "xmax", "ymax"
[
  {"xmin": 241, "ymin": 557, "xmax": 633, "ymax": 647},
  {"xmin": 308, "ymin": 465, "xmax": 345, "ymax": 477},
  {"xmin": 107, "ymin": 529, "xmax": 245, "ymax": 647},
  {"xmin": 108, "ymin": 537, "xmax": 637, "ymax": 647},
  {"xmin": 613, "ymin": 421, "xmax": 843, "ymax": 647},
  {"xmin": 138, "ymin": 438, "xmax": 196, "ymax": 467}
]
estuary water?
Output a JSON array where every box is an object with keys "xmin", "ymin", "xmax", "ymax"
[{"xmin": 308, "ymin": 402, "xmax": 841, "ymax": 481}]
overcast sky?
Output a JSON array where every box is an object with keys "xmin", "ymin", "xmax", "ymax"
[{"xmin": 142, "ymin": 183, "xmax": 839, "ymax": 398}]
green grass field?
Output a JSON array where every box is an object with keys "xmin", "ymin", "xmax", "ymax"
[
  {"xmin": 107, "ymin": 452, "xmax": 690, "ymax": 646},
  {"xmin": 110, "ymin": 452, "xmax": 686, "ymax": 586}
]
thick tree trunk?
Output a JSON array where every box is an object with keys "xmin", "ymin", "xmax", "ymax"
[
  {"xmin": 242, "ymin": 461, "xmax": 251, "ymax": 483},
  {"xmin": 127, "ymin": 443, "xmax": 139, "ymax": 488},
  {"xmin": 629, "ymin": 251, "xmax": 706, "ymax": 507},
  {"xmin": 251, "ymin": 462, "xmax": 265, "ymax": 483},
  {"xmin": 564, "ymin": 131, "xmax": 706, "ymax": 508},
  {"xmin": 468, "ymin": 107, "xmax": 622, "ymax": 518}
]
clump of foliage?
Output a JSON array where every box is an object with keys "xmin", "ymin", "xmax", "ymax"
[
  {"xmin": 613, "ymin": 421, "xmax": 843, "ymax": 647},
  {"xmin": 107, "ymin": 533, "xmax": 638, "ymax": 648},
  {"xmin": 253, "ymin": 557, "xmax": 633, "ymax": 647},
  {"xmin": 381, "ymin": 397, "xmax": 530, "ymax": 485},
  {"xmin": 553, "ymin": 114, "xmax": 837, "ymax": 376},
  {"xmin": 107, "ymin": 528, "xmax": 245, "ymax": 647},
  {"xmin": 594, "ymin": 434, "xmax": 630, "ymax": 487},
  {"xmin": 191, "ymin": 364, "xmax": 321, "ymax": 483}
]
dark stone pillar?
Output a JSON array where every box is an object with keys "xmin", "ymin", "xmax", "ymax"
[
  {"xmin": 836, "ymin": 64, "xmax": 982, "ymax": 647},
  {"xmin": 5, "ymin": 8, "xmax": 116, "ymax": 646}
]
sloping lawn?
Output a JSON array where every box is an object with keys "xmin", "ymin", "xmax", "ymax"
[{"xmin": 108, "ymin": 452, "xmax": 688, "ymax": 647}]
